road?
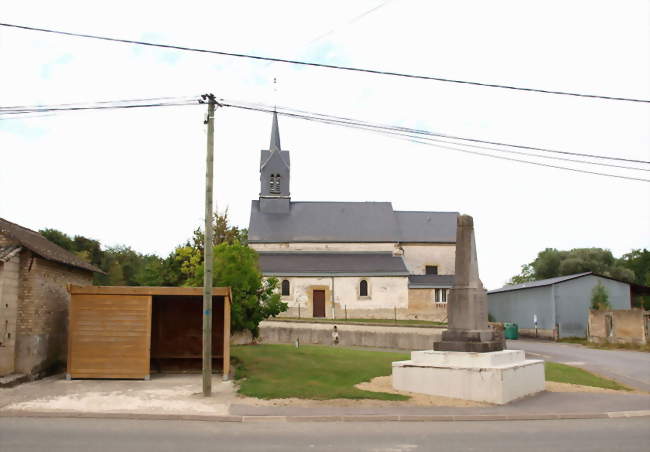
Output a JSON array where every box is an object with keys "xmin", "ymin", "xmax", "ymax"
[
  {"xmin": 510, "ymin": 339, "xmax": 650, "ymax": 391},
  {"xmin": 1, "ymin": 417, "xmax": 649, "ymax": 452}
]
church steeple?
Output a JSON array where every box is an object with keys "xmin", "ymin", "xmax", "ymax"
[
  {"xmin": 259, "ymin": 111, "xmax": 290, "ymax": 213},
  {"xmin": 270, "ymin": 110, "xmax": 281, "ymax": 152}
]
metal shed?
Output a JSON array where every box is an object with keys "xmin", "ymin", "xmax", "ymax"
[{"xmin": 66, "ymin": 285, "xmax": 231, "ymax": 380}]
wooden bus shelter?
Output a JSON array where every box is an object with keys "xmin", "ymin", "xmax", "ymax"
[{"xmin": 66, "ymin": 285, "xmax": 231, "ymax": 380}]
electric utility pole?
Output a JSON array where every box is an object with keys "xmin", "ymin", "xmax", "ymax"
[{"xmin": 202, "ymin": 93, "xmax": 217, "ymax": 396}]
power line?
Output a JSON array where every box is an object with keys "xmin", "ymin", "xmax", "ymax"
[
  {"xmin": 2, "ymin": 22, "xmax": 649, "ymax": 103},
  {"xmin": 219, "ymin": 101, "xmax": 650, "ymax": 182},
  {"xmin": 220, "ymin": 99, "xmax": 650, "ymax": 165},
  {"xmin": 2, "ymin": 96, "xmax": 648, "ymax": 180}
]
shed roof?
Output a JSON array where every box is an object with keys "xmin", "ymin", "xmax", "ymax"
[
  {"xmin": 249, "ymin": 201, "xmax": 457, "ymax": 243},
  {"xmin": 408, "ymin": 274, "xmax": 455, "ymax": 288},
  {"xmin": 487, "ymin": 272, "xmax": 641, "ymax": 294},
  {"xmin": 0, "ymin": 218, "xmax": 103, "ymax": 273},
  {"xmin": 258, "ymin": 252, "xmax": 410, "ymax": 276}
]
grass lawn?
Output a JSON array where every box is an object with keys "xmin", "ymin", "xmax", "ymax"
[
  {"xmin": 275, "ymin": 317, "xmax": 447, "ymax": 327},
  {"xmin": 544, "ymin": 361, "xmax": 631, "ymax": 391},
  {"xmin": 232, "ymin": 344, "xmax": 410, "ymax": 400},
  {"xmin": 231, "ymin": 344, "xmax": 631, "ymax": 401}
]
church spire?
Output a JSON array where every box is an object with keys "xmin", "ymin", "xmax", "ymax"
[{"xmin": 269, "ymin": 110, "xmax": 281, "ymax": 152}]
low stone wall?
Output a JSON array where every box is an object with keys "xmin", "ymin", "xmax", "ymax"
[
  {"xmin": 588, "ymin": 309, "xmax": 648, "ymax": 345},
  {"xmin": 258, "ymin": 320, "xmax": 444, "ymax": 350}
]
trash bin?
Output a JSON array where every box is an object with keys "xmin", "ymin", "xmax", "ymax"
[{"xmin": 504, "ymin": 322, "xmax": 519, "ymax": 340}]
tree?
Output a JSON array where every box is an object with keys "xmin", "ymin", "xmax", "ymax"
[
  {"xmin": 509, "ymin": 247, "xmax": 636, "ymax": 284},
  {"xmin": 190, "ymin": 242, "xmax": 287, "ymax": 337},
  {"xmin": 507, "ymin": 264, "xmax": 535, "ymax": 285},
  {"xmin": 591, "ymin": 282, "xmax": 611, "ymax": 310},
  {"xmin": 619, "ymin": 249, "xmax": 650, "ymax": 309}
]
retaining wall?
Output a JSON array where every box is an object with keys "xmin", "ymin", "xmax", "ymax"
[{"xmin": 258, "ymin": 320, "xmax": 444, "ymax": 350}]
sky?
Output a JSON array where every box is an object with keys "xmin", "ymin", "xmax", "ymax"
[{"xmin": 1, "ymin": 0, "xmax": 649, "ymax": 289}]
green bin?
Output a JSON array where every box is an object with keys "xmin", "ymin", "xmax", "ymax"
[{"xmin": 504, "ymin": 322, "xmax": 519, "ymax": 340}]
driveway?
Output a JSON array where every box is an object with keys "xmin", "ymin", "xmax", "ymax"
[{"xmin": 510, "ymin": 339, "xmax": 650, "ymax": 392}]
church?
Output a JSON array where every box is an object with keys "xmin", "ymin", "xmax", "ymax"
[{"xmin": 248, "ymin": 113, "xmax": 457, "ymax": 321}]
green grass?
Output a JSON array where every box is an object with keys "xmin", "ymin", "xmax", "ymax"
[
  {"xmin": 276, "ymin": 317, "xmax": 447, "ymax": 327},
  {"xmin": 231, "ymin": 344, "xmax": 410, "ymax": 400},
  {"xmin": 544, "ymin": 362, "xmax": 631, "ymax": 391}
]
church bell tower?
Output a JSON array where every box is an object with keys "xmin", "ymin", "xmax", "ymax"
[{"xmin": 259, "ymin": 111, "xmax": 290, "ymax": 213}]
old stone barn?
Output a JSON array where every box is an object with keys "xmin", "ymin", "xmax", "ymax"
[{"xmin": 0, "ymin": 218, "xmax": 102, "ymax": 379}]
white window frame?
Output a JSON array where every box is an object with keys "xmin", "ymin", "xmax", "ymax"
[{"xmin": 434, "ymin": 288, "xmax": 448, "ymax": 304}]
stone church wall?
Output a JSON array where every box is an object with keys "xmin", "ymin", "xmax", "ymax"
[{"xmin": 400, "ymin": 244, "xmax": 455, "ymax": 275}]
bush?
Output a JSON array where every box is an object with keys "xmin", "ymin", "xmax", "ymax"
[{"xmin": 591, "ymin": 282, "xmax": 611, "ymax": 310}]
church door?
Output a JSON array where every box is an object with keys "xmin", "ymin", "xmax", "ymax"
[{"xmin": 313, "ymin": 290, "xmax": 326, "ymax": 318}]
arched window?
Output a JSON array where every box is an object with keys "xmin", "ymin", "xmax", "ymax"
[
  {"xmin": 270, "ymin": 174, "xmax": 281, "ymax": 194},
  {"xmin": 281, "ymin": 279, "xmax": 290, "ymax": 296},
  {"xmin": 359, "ymin": 279, "xmax": 368, "ymax": 297}
]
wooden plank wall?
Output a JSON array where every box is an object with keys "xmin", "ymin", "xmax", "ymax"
[{"xmin": 67, "ymin": 294, "xmax": 152, "ymax": 379}]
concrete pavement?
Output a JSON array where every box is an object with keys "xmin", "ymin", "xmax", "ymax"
[
  {"xmin": 2, "ymin": 417, "xmax": 649, "ymax": 452},
  {"xmin": 510, "ymin": 339, "xmax": 650, "ymax": 391}
]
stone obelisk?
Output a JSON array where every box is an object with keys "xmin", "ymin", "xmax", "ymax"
[{"xmin": 434, "ymin": 215, "xmax": 504, "ymax": 352}]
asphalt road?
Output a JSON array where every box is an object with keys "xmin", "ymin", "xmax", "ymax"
[
  {"xmin": 510, "ymin": 340, "xmax": 650, "ymax": 391},
  {"xmin": 1, "ymin": 417, "xmax": 649, "ymax": 452}
]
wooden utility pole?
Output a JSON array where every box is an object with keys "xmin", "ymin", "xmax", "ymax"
[{"xmin": 202, "ymin": 93, "xmax": 217, "ymax": 396}]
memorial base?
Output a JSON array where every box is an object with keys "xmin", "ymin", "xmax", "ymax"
[{"xmin": 392, "ymin": 350, "xmax": 544, "ymax": 405}]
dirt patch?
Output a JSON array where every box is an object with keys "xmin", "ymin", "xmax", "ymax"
[
  {"xmin": 545, "ymin": 381, "xmax": 642, "ymax": 394},
  {"xmin": 235, "ymin": 376, "xmax": 489, "ymax": 407}
]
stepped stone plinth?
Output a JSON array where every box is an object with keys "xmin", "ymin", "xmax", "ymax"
[{"xmin": 392, "ymin": 215, "xmax": 544, "ymax": 404}]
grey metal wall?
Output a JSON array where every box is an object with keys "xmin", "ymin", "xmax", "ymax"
[
  {"xmin": 488, "ymin": 285, "xmax": 554, "ymax": 330},
  {"xmin": 555, "ymin": 275, "xmax": 630, "ymax": 337}
]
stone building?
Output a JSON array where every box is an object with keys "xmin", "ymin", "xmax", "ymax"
[
  {"xmin": 0, "ymin": 218, "xmax": 102, "ymax": 378},
  {"xmin": 248, "ymin": 113, "xmax": 457, "ymax": 321}
]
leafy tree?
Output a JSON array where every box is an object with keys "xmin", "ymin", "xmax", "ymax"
[
  {"xmin": 40, "ymin": 228, "xmax": 74, "ymax": 251},
  {"xmin": 190, "ymin": 242, "xmax": 287, "ymax": 337},
  {"xmin": 619, "ymin": 249, "xmax": 650, "ymax": 309},
  {"xmin": 509, "ymin": 247, "xmax": 636, "ymax": 285},
  {"xmin": 507, "ymin": 264, "xmax": 535, "ymax": 285},
  {"xmin": 591, "ymin": 282, "xmax": 611, "ymax": 310}
]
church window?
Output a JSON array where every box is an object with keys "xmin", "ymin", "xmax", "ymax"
[
  {"xmin": 425, "ymin": 265, "xmax": 438, "ymax": 275},
  {"xmin": 434, "ymin": 288, "xmax": 448, "ymax": 303},
  {"xmin": 359, "ymin": 279, "xmax": 368, "ymax": 297},
  {"xmin": 281, "ymin": 279, "xmax": 290, "ymax": 296}
]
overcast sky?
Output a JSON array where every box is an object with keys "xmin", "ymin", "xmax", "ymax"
[{"xmin": 1, "ymin": 0, "xmax": 649, "ymax": 289}]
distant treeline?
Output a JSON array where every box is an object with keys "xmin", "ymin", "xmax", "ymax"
[
  {"xmin": 41, "ymin": 211, "xmax": 247, "ymax": 287},
  {"xmin": 508, "ymin": 247, "xmax": 650, "ymax": 309}
]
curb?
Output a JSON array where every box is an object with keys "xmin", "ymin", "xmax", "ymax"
[{"xmin": 1, "ymin": 410, "xmax": 649, "ymax": 422}]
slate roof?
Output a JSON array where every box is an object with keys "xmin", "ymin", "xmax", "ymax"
[
  {"xmin": 258, "ymin": 252, "xmax": 410, "ymax": 276},
  {"xmin": 395, "ymin": 211, "xmax": 457, "ymax": 243},
  {"xmin": 408, "ymin": 274, "xmax": 455, "ymax": 288},
  {"xmin": 0, "ymin": 218, "xmax": 103, "ymax": 273},
  {"xmin": 249, "ymin": 201, "xmax": 457, "ymax": 243}
]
